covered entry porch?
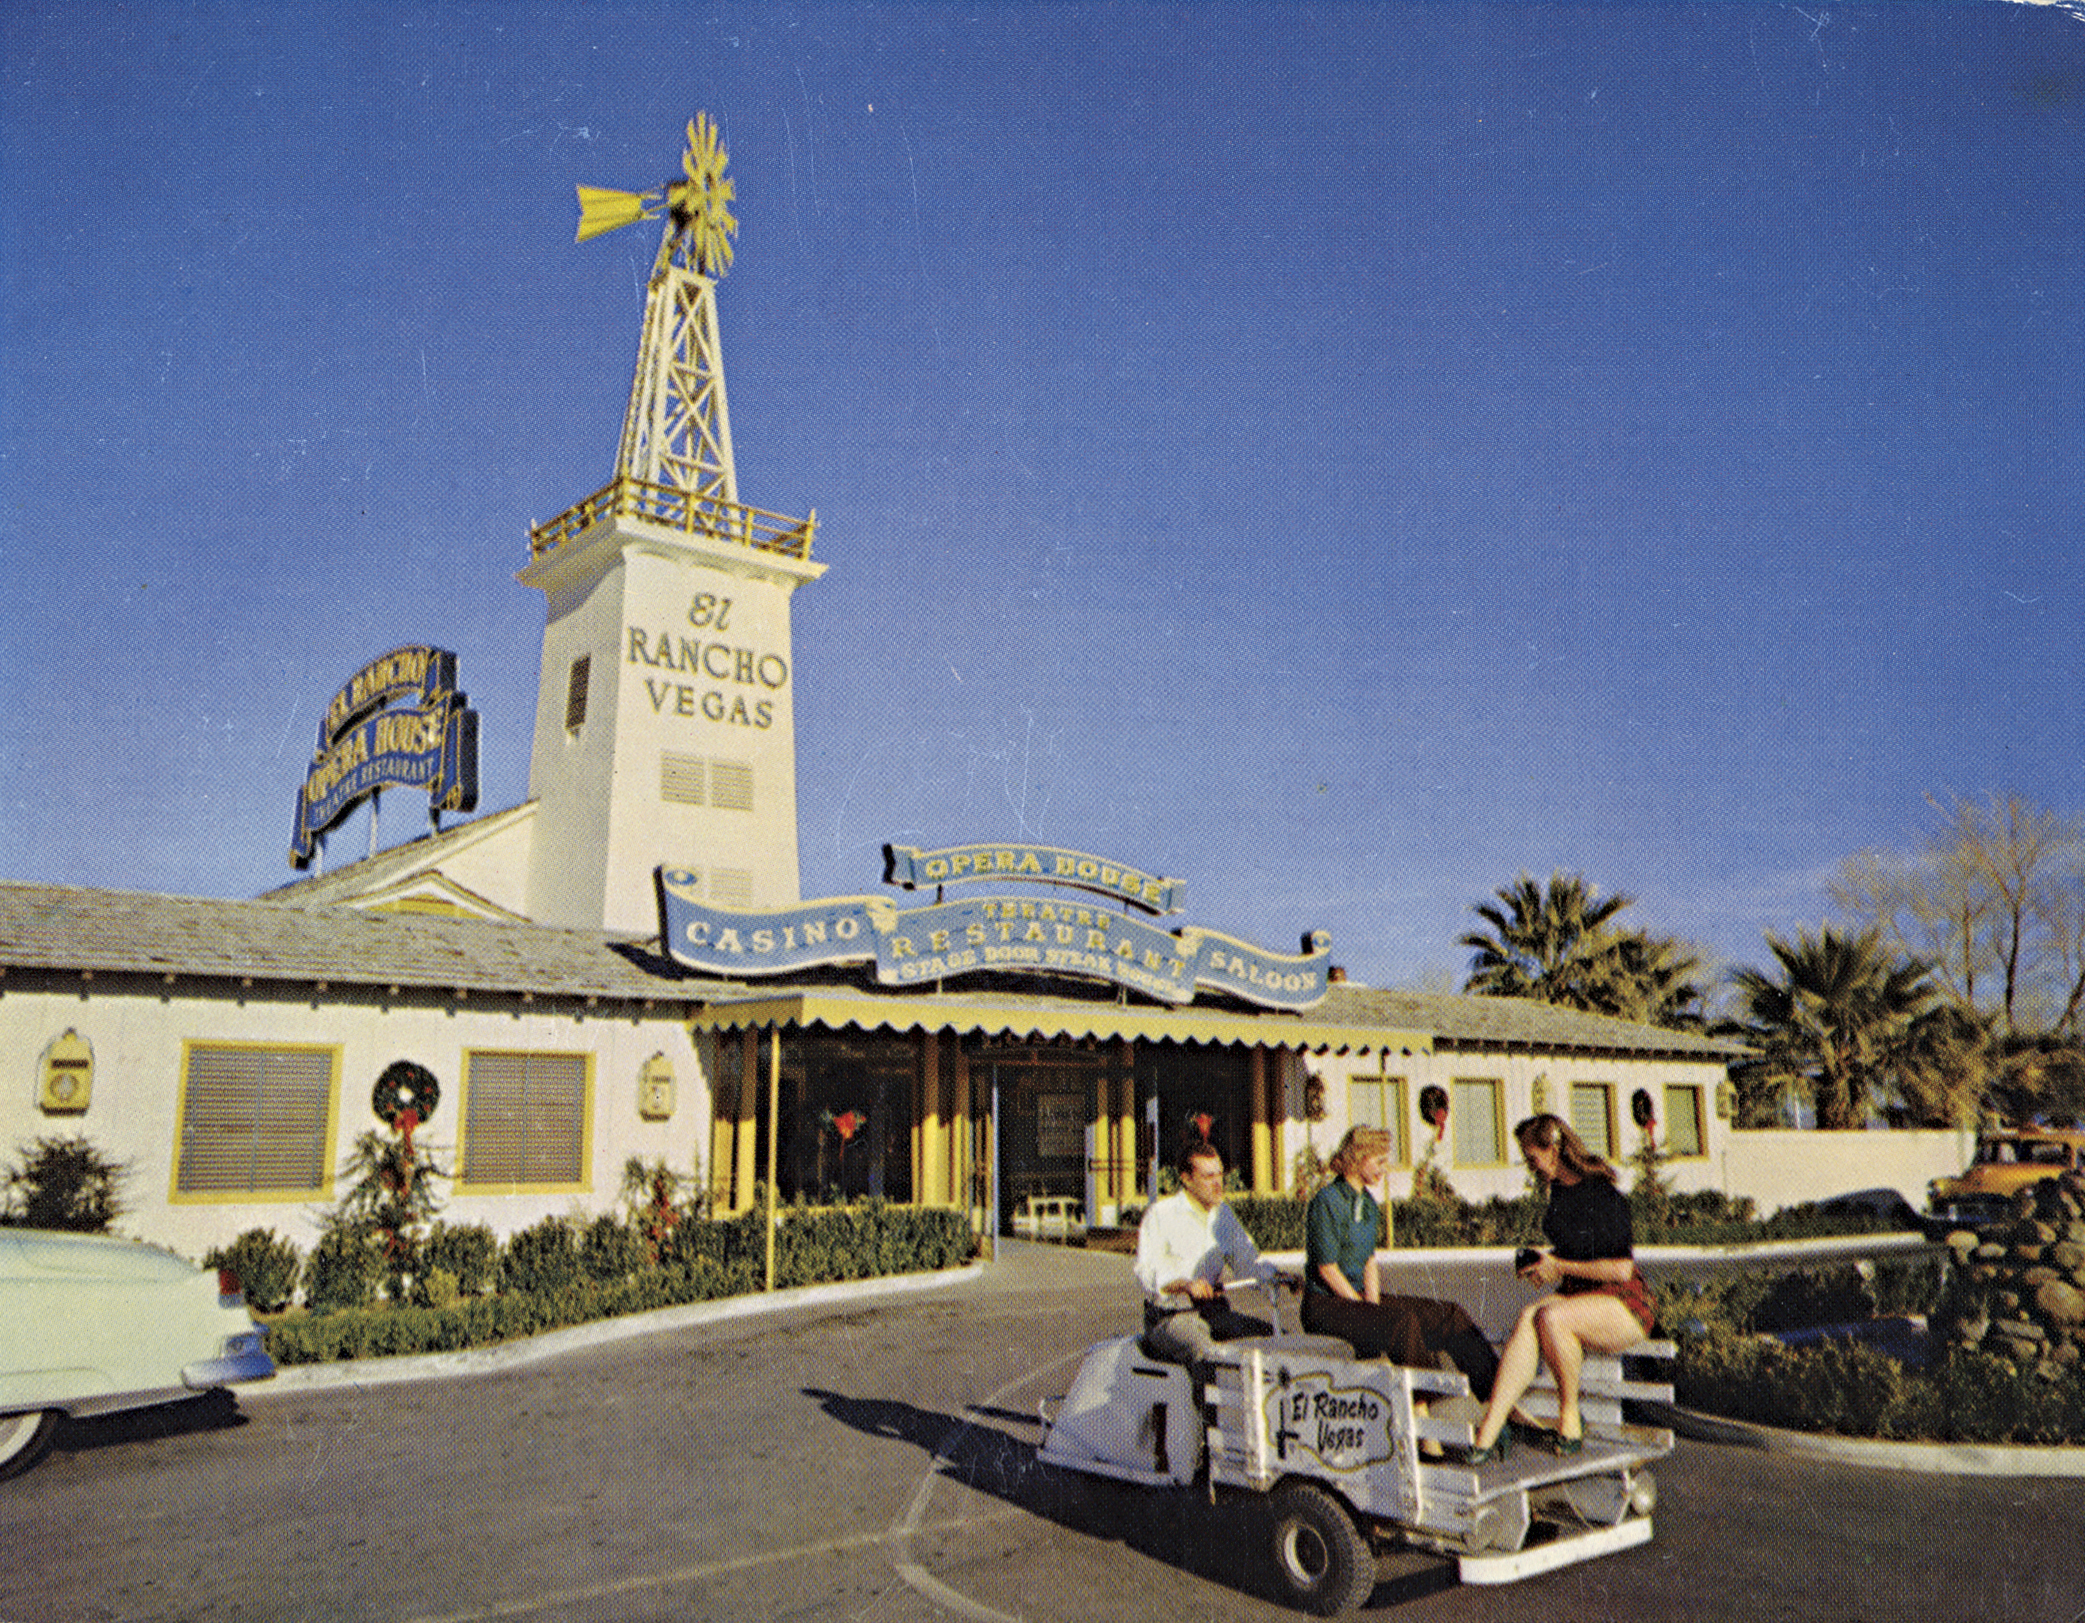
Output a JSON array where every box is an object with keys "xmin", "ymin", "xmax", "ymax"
[{"xmin": 691, "ymin": 985, "xmax": 1415, "ymax": 1235}]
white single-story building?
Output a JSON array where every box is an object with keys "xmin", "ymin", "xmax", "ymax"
[
  {"xmin": 0, "ymin": 875, "xmax": 1746, "ymax": 1261},
  {"xmin": 15, "ymin": 120, "xmax": 1951, "ymax": 1270}
]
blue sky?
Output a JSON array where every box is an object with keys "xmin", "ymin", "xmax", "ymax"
[{"xmin": 3, "ymin": 1, "xmax": 2081, "ymax": 993}]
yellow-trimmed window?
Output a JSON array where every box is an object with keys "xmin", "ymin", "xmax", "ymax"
[
  {"xmin": 174, "ymin": 1042, "xmax": 339, "ymax": 1199},
  {"xmin": 1451, "ymin": 1078, "xmax": 1505, "ymax": 1167},
  {"xmin": 1663, "ymin": 1085, "xmax": 1705, "ymax": 1157},
  {"xmin": 459, "ymin": 1049, "xmax": 592, "ymax": 1190},
  {"xmin": 1570, "ymin": 1082, "xmax": 1615, "ymax": 1162},
  {"xmin": 1348, "ymin": 1075, "xmax": 1409, "ymax": 1167}
]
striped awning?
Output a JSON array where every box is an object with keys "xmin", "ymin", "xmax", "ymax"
[{"xmin": 683, "ymin": 985, "xmax": 1434, "ymax": 1056}]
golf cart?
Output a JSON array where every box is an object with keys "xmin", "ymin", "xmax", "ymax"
[{"xmin": 1037, "ymin": 1281, "xmax": 1674, "ymax": 1616}]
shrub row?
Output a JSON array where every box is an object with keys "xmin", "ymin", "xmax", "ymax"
[
  {"xmin": 1221, "ymin": 1188, "xmax": 1905, "ymax": 1256},
  {"xmin": 264, "ymin": 1258, "xmax": 759, "ymax": 1364},
  {"xmin": 1671, "ymin": 1317, "xmax": 2085, "ymax": 1445},
  {"xmin": 250, "ymin": 1199, "xmax": 976, "ymax": 1366},
  {"xmin": 1659, "ymin": 1259, "xmax": 2085, "ymax": 1445}
]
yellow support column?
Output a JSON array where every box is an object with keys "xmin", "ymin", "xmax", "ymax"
[
  {"xmin": 1113, "ymin": 1048, "xmax": 1135, "ymax": 1218},
  {"xmin": 707, "ymin": 1032, "xmax": 735, "ymax": 1213},
  {"xmin": 950, "ymin": 1039, "xmax": 972, "ymax": 1220},
  {"xmin": 920, "ymin": 1033, "xmax": 945, "ymax": 1205},
  {"xmin": 734, "ymin": 1027, "xmax": 759, "ymax": 1214},
  {"xmin": 1252, "ymin": 1048, "xmax": 1275, "ymax": 1194}
]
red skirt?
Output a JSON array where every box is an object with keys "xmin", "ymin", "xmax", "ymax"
[{"xmin": 1558, "ymin": 1266, "xmax": 1655, "ymax": 1336}]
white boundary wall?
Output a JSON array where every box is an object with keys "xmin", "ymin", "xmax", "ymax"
[{"xmin": 1716, "ymin": 1127, "xmax": 1975, "ymax": 1214}]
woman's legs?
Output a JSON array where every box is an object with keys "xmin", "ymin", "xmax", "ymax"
[
  {"xmin": 1469, "ymin": 1292, "xmax": 1643, "ymax": 1450},
  {"xmin": 1470, "ymin": 1301, "xmax": 1546, "ymax": 1451},
  {"xmin": 1532, "ymin": 1293, "xmax": 1644, "ymax": 1439}
]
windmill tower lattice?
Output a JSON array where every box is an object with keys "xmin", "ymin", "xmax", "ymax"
[
  {"xmin": 590, "ymin": 113, "xmax": 741, "ymax": 504},
  {"xmin": 519, "ymin": 116, "xmax": 825, "ymax": 935}
]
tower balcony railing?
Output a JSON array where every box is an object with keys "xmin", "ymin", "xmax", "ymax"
[{"xmin": 529, "ymin": 476, "xmax": 817, "ymax": 563}]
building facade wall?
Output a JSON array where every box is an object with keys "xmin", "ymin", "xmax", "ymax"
[
  {"xmin": 522, "ymin": 530, "xmax": 812, "ymax": 934},
  {"xmin": 2, "ymin": 976, "xmax": 713, "ymax": 1261},
  {"xmin": 1293, "ymin": 1048, "xmax": 1734, "ymax": 1205}
]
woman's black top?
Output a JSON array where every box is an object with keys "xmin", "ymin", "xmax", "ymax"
[{"xmin": 1542, "ymin": 1174, "xmax": 1633, "ymax": 1262}]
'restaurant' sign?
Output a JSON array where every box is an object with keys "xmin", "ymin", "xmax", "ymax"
[
  {"xmin": 656, "ymin": 845, "xmax": 1330, "ymax": 1010},
  {"xmin": 289, "ymin": 646, "xmax": 479, "ymax": 868}
]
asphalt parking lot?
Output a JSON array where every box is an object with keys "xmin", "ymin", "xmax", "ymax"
[{"xmin": 4, "ymin": 1240, "xmax": 2081, "ymax": 1622}]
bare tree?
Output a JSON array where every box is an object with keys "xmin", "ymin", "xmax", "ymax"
[{"xmin": 1831, "ymin": 793, "xmax": 2084, "ymax": 1038}]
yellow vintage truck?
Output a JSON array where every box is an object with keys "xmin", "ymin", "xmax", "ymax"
[{"xmin": 1928, "ymin": 1126, "xmax": 2085, "ymax": 1231}]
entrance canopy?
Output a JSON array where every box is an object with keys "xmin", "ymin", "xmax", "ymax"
[{"xmin": 683, "ymin": 982, "xmax": 1433, "ymax": 1056}]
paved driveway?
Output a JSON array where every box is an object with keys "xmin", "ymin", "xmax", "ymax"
[{"xmin": 2, "ymin": 1239, "xmax": 2078, "ymax": 1621}]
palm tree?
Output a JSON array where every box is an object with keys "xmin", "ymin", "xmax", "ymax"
[
  {"xmin": 1460, "ymin": 872, "xmax": 1631, "ymax": 1006},
  {"xmin": 1459, "ymin": 872, "xmax": 1706, "ymax": 1030},
  {"xmin": 1726, "ymin": 925, "xmax": 1945, "ymax": 1129}
]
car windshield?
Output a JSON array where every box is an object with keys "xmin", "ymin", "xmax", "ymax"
[{"xmin": 1974, "ymin": 1138, "xmax": 2078, "ymax": 1167}]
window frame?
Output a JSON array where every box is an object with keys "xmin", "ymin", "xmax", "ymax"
[
  {"xmin": 1450, "ymin": 1078, "xmax": 1506, "ymax": 1168},
  {"xmin": 456, "ymin": 1048, "xmax": 595, "ymax": 1194},
  {"xmin": 1662, "ymin": 1084, "xmax": 1706, "ymax": 1158},
  {"xmin": 170, "ymin": 1039, "xmax": 341, "ymax": 1203},
  {"xmin": 1569, "ymin": 1081, "xmax": 1616, "ymax": 1163},
  {"xmin": 1347, "ymin": 1074, "xmax": 1410, "ymax": 1168}
]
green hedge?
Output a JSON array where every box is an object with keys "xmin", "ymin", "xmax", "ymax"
[
  {"xmin": 1661, "ymin": 1261, "xmax": 2085, "ymax": 1445},
  {"xmin": 1226, "ymin": 1188, "xmax": 1904, "ymax": 1254},
  {"xmin": 263, "ymin": 1200, "xmax": 975, "ymax": 1367},
  {"xmin": 204, "ymin": 1228, "xmax": 303, "ymax": 1314},
  {"xmin": 1671, "ymin": 1319, "xmax": 2085, "ymax": 1444}
]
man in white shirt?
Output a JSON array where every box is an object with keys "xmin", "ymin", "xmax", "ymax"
[{"xmin": 1134, "ymin": 1141, "xmax": 1279, "ymax": 1370}]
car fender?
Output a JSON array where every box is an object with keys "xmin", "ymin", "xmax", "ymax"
[{"xmin": 0, "ymin": 1365, "xmax": 121, "ymax": 1414}]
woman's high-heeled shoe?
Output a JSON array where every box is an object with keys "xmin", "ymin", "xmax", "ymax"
[
  {"xmin": 1546, "ymin": 1428, "xmax": 1584, "ymax": 1456},
  {"xmin": 1464, "ymin": 1430, "xmax": 1512, "ymax": 1465}
]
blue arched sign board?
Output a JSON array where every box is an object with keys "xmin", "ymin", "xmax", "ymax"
[
  {"xmin": 289, "ymin": 646, "xmax": 479, "ymax": 867},
  {"xmin": 657, "ymin": 847, "xmax": 1331, "ymax": 1011}
]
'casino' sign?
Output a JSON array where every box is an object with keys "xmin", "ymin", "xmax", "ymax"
[
  {"xmin": 657, "ymin": 845, "xmax": 1330, "ymax": 1011},
  {"xmin": 289, "ymin": 646, "xmax": 480, "ymax": 867}
]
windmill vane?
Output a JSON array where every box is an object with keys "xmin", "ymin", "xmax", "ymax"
[{"xmin": 574, "ymin": 113, "xmax": 738, "ymax": 278}]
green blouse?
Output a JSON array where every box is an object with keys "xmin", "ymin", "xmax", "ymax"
[{"xmin": 1304, "ymin": 1177, "xmax": 1389, "ymax": 1295}]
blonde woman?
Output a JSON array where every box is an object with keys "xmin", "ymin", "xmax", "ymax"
[
  {"xmin": 1465, "ymin": 1114, "xmax": 1654, "ymax": 1462},
  {"xmin": 1301, "ymin": 1126, "xmax": 1498, "ymax": 1399}
]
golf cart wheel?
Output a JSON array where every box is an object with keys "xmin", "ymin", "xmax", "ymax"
[{"xmin": 1267, "ymin": 1479, "xmax": 1374, "ymax": 1617}]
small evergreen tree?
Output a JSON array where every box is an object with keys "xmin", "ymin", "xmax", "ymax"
[
  {"xmin": 1629, "ymin": 1132, "xmax": 1676, "ymax": 1233},
  {"xmin": 2, "ymin": 1134, "xmax": 126, "ymax": 1232},
  {"xmin": 336, "ymin": 1124, "xmax": 446, "ymax": 1300},
  {"xmin": 620, "ymin": 1156, "xmax": 695, "ymax": 1264}
]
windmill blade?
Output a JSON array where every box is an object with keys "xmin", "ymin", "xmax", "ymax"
[{"xmin": 574, "ymin": 185, "xmax": 663, "ymax": 243}]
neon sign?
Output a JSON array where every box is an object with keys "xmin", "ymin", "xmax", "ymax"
[{"xmin": 289, "ymin": 646, "xmax": 480, "ymax": 867}]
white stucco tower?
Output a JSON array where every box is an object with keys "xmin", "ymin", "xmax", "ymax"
[{"xmin": 520, "ymin": 116, "xmax": 824, "ymax": 935}]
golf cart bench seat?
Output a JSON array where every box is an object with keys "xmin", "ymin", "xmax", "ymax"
[
  {"xmin": 1516, "ymin": 1339, "xmax": 1677, "ymax": 1428},
  {"xmin": 1135, "ymin": 1320, "xmax": 1359, "ymax": 1364}
]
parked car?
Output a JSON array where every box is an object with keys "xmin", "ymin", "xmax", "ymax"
[
  {"xmin": 1927, "ymin": 1127, "xmax": 2085, "ymax": 1233},
  {"xmin": 1, "ymin": 1227, "xmax": 275, "ymax": 1480},
  {"xmin": 1811, "ymin": 1188, "xmax": 1924, "ymax": 1230}
]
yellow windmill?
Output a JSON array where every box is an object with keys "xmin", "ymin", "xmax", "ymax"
[
  {"xmin": 575, "ymin": 114, "xmax": 745, "ymax": 503},
  {"xmin": 575, "ymin": 112, "xmax": 738, "ymax": 278}
]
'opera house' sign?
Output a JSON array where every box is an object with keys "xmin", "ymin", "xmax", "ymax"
[
  {"xmin": 657, "ymin": 842, "xmax": 1331, "ymax": 1011},
  {"xmin": 290, "ymin": 646, "xmax": 480, "ymax": 867}
]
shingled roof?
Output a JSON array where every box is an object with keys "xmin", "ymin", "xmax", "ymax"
[
  {"xmin": 1313, "ymin": 982, "xmax": 1745, "ymax": 1058},
  {"xmin": 0, "ymin": 880, "xmax": 713, "ymax": 1003},
  {"xmin": 0, "ymin": 880, "xmax": 1744, "ymax": 1058}
]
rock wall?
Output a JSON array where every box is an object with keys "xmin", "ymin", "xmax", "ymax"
[{"xmin": 1938, "ymin": 1170, "xmax": 2085, "ymax": 1375}]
